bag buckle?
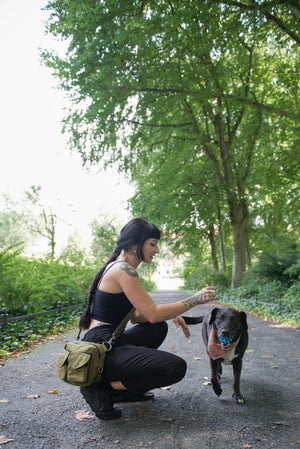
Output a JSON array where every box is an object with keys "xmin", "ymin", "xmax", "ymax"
[{"xmin": 103, "ymin": 341, "xmax": 113, "ymax": 351}]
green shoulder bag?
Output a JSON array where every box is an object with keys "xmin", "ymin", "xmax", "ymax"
[{"xmin": 57, "ymin": 308, "xmax": 135, "ymax": 387}]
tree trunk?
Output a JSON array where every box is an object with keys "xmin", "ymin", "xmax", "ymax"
[
  {"xmin": 207, "ymin": 225, "xmax": 219, "ymax": 271},
  {"xmin": 217, "ymin": 206, "xmax": 226, "ymax": 273},
  {"xmin": 229, "ymin": 198, "xmax": 249, "ymax": 287}
]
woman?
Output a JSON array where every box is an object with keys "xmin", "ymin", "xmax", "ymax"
[{"xmin": 79, "ymin": 218, "xmax": 216, "ymax": 420}]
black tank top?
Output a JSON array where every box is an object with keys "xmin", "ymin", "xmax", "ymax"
[{"xmin": 91, "ymin": 289, "xmax": 132, "ymax": 325}]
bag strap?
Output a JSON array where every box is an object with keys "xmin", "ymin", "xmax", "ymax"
[
  {"xmin": 98, "ymin": 260, "xmax": 124, "ymax": 287},
  {"xmin": 100, "ymin": 260, "xmax": 135, "ymax": 340},
  {"xmin": 109, "ymin": 307, "xmax": 136, "ymax": 343},
  {"xmin": 100, "ymin": 261, "xmax": 135, "ymax": 341}
]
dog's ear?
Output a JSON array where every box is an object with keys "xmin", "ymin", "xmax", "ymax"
[
  {"xmin": 209, "ymin": 308, "xmax": 219, "ymax": 325},
  {"xmin": 240, "ymin": 311, "xmax": 248, "ymax": 330}
]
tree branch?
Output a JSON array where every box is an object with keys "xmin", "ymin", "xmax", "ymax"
[{"xmin": 213, "ymin": 0, "xmax": 300, "ymax": 44}]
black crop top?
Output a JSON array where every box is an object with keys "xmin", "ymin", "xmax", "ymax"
[{"xmin": 90, "ymin": 289, "xmax": 133, "ymax": 325}]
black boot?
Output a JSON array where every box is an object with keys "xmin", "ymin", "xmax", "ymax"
[
  {"xmin": 112, "ymin": 390, "xmax": 154, "ymax": 403},
  {"xmin": 80, "ymin": 384, "xmax": 122, "ymax": 420}
]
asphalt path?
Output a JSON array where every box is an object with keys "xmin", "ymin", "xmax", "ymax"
[{"xmin": 0, "ymin": 290, "xmax": 299, "ymax": 449}]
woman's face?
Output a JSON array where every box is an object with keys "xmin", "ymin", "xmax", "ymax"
[{"xmin": 142, "ymin": 238, "xmax": 159, "ymax": 263}]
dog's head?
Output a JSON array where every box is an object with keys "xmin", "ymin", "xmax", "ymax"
[{"xmin": 209, "ymin": 307, "xmax": 247, "ymax": 345}]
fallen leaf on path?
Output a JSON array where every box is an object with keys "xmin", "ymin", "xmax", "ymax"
[
  {"xmin": 193, "ymin": 357, "xmax": 202, "ymax": 360},
  {"xmin": 0, "ymin": 400, "xmax": 9, "ymax": 404},
  {"xmin": 160, "ymin": 386, "xmax": 171, "ymax": 390},
  {"xmin": 47, "ymin": 389, "xmax": 58, "ymax": 394},
  {"xmin": 242, "ymin": 444, "xmax": 252, "ymax": 448},
  {"xmin": 246, "ymin": 349, "xmax": 254, "ymax": 353},
  {"xmin": 166, "ymin": 436, "xmax": 174, "ymax": 439},
  {"xmin": 49, "ymin": 365, "xmax": 55, "ymax": 368},
  {"xmin": 75, "ymin": 410, "xmax": 95, "ymax": 421},
  {"xmin": 27, "ymin": 395, "xmax": 40, "ymax": 399},
  {"xmin": 271, "ymin": 366, "xmax": 278, "ymax": 369},
  {"xmin": 274, "ymin": 421, "xmax": 291, "ymax": 426},
  {"xmin": 0, "ymin": 435, "xmax": 14, "ymax": 444},
  {"xmin": 203, "ymin": 381, "xmax": 212, "ymax": 386},
  {"xmin": 188, "ymin": 341, "xmax": 193, "ymax": 344}
]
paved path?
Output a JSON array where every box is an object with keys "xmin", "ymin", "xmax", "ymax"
[{"xmin": 0, "ymin": 291, "xmax": 299, "ymax": 449}]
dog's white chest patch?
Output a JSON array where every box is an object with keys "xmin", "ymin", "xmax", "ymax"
[{"xmin": 222, "ymin": 347, "xmax": 238, "ymax": 365}]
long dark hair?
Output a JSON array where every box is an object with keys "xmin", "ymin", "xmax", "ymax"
[{"xmin": 78, "ymin": 218, "xmax": 161, "ymax": 334}]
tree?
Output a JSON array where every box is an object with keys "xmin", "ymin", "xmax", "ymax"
[
  {"xmin": 59, "ymin": 232, "xmax": 92, "ymax": 266},
  {"xmin": 90, "ymin": 215, "xmax": 120, "ymax": 264},
  {"xmin": 25, "ymin": 186, "xmax": 58, "ymax": 259},
  {"xmin": 43, "ymin": 0, "xmax": 299, "ymax": 285},
  {"xmin": 0, "ymin": 192, "xmax": 35, "ymax": 251}
]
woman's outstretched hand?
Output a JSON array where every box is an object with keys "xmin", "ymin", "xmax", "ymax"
[
  {"xmin": 173, "ymin": 316, "xmax": 191, "ymax": 338},
  {"xmin": 194, "ymin": 286, "xmax": 216, "ymax": 304},
  {"xmin": 173, "ymin": 287, "xmax": 216, "ymax": 337}
]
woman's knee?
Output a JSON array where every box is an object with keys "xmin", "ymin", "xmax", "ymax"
[
  {"xmin": 173, "ymin": 357, "xmax": 187, "ymax": 383},
  {"xmin": 163, "ymin": 353, "xmax": 187, "ymax": 384},
  {"xmin": 149, "ymin": 321, "xmax": 168, "ymax": 348}
]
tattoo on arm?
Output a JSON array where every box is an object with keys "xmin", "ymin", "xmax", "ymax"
[
  {"xmin": 182, "ymin": 297, "xmax": 199, "ymax": 308},
  {"xmin": 120, "ymin": 262, "xmax": 139, "ymax": 278},
  {"xmin": 182, "ymin": 293, "xmax": 208, "ymax": 308}
]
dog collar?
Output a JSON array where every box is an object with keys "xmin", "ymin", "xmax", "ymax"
[{"xmin": 208, "ymin": 329, "xmax": 240, "ymax": 360}]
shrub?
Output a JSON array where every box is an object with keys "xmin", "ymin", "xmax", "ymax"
[
  {"xmin": 182, "ymin": 263, "xmax": 230, "ymax": 290},
  {"xmin": 256, "ymin": 249, "xmax": 299, "ymax": 286},
  {"xmin": 0, "ymin": 251, "xmax": 94, "ymax": 315}
]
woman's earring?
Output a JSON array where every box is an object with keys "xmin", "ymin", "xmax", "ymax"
[{"xmin": 133, "ymin": 249, "xmax": 137, "ymax": 254}]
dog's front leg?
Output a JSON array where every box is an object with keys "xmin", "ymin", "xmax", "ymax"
[
  {"xmin": 232, "ymin": 358, "xmax": 245, "ymax": 403},
  {"xmin": 210, "ymin": 358, "xmax": 222, "ymax": 397}
]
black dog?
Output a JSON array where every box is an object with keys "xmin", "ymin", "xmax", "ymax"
[{"xmin": 183, "ymin": 307, "xmax": 248, "ymax": 403}]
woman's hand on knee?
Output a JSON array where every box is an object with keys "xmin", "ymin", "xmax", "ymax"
[{"xmin": 173, "ymin": 316, "xmax": 190, "ymax": 338}]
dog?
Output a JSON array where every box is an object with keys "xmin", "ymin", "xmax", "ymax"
[{"xmin": 183, "ymin": 307, "xmax": 248, "ymax": 403}]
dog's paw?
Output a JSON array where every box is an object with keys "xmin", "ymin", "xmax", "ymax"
[
  {"xmin": 212, "ymin": 381, "xmax": 222, "ymax": 397},
  {"xmin": 232, "ymin": 393, "xmax": 246, "ymax": 404}
]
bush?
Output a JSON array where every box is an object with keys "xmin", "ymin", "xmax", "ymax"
[
  {"xmin": 182, "ymin": 264, "xmax": 230, "ymax": 290},
  {"xmin": 255, "ymin": 249, "xmax": 299, "ymax": 286},
  {"xmin": 0, "ymin": 249, "xmax": 94, "ymax": 315},
  {"xmin": 219, "ymin": 276, "xmax": 299, "ymax": 327}
]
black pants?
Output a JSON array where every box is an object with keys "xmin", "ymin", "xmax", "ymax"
[{"xmin": 82, "ymin": 322, "xmax": 187, "ymax": 394}]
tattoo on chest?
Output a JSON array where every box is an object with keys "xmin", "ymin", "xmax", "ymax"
[{"xmin": 120, "ymin": 262, "xmax": 138, "ymax": 278}]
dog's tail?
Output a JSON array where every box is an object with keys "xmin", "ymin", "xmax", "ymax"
[{"xmin": 181, "ymin": 316, "xmax": 204, "ymax": 325}]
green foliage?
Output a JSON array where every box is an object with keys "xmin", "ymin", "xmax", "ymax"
[
  {"xmin": 0, "ymin": 308, "xmax": 81, "ymax": 356},
  {"xmin": 183, "ymin": 264, "xmax": 230, "ymax": 291},
  {"xmin": 255, "ymin": 250, "xmax": 299, "ymax": 286},
  {"xmin": 139, "ymin": 277, "xmax": 157, "ymax": 292},
  {"xmin": 182, "ymin": 244, "xmax": 299, "ymax": 327},
  {"xmin": 0, "ymin": 248, "xmax": 94, "ymax": 315},
  {"xmin": 42, "ymin": 0, "xmax": 299, "ymax": 286},
  {"xmin": 214, "ymin": 249, "xmax": 300, "ymax": 327},
  {"xmin": 90, "ymin": 216, "xmax": 121, "ymax": 264},
  {"xmin": 59, "ymin": 232, "xmax": 92, "ymax": 266},
  {"xmin": 219, "ymin": 280, "xmax": 299, "ymax": 328}
]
